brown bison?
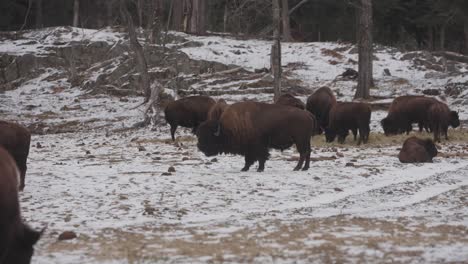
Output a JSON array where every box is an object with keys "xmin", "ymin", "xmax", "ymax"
[
  {"xmin": 306, "ymin": 87, "xmax": 336, "ymax": 133},
  {"xmin": 275, "ymin": 93, "xmax": 305, "ymax": 110},
  {"xmin": 196, "ymin": 102, "xmax": 317, "ymax": 172},
  {"xmin": 207, "ymin": 99, "xmax": 228, "ymax": 121},
  {"xmin": 164, "ymin": 96, "xmax": 216, "ymax": 141},
  {"xmin": 381, "ymin": 96, "xmax": 438, "ymax": 135},
  {"xmin": 0, "ymin": 121, "xmax": 31, "ymax": 191},
  {"xmin": 0, "ymin": 147, "xmax": 42, "ymax": 264},
  {"xmin": 398, "ymin": 137, "xmax": 438, "ymax": 163},
  {"xmin": 428, "ymin": 102, "xmax": 460, "ymax": 142},
  {"xmin": 325, "ymin": 102, "xmax": 371, "ymax": 145}
]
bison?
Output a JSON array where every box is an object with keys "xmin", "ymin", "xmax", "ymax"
[
  {"xmin": 325, "ymin": 102, "xmax": 371, "ymax": 145},
  {"xmin": 428, "ymin": 102, "xmax": 460, "ymax": 142},
  {"xmin": 275, "ymin": 93, "xmax": 305, "ymax": 110},
  {"xmin": 164, "ymin": 96, "xmax": 216, "ymax": 141},
  {"xmin": 306, "ymin": 87, "xmax": 336, "ymax": 133},
  {"xmin": 207, "ymin": 99, "xmax": 228, "ymax": 121},
  {"xmin": 0, "ymin": 121, "xmax": 31, "ymax": 191},
  {"xmin": 381, "ymin": 96, "xmax": 438, "ymax": 135},
  {"xmin": 0, "ymin": 147, "xmax": 42, "ymax": 264},
  {"xmin": 196, "ymin": 102, "xmax": 317, "ymax": 172},
  {"xmin": 398, "ymin": 137, "xmax": 438, "ymax": 163}
]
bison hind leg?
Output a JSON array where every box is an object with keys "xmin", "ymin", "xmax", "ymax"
[
  {"xmin": 241, "ymin": 154, "xmax": 255, "ymax": 172},
  {"xmin": 170, "ymin": 124, "xmax": 178, "ymax": 141}
]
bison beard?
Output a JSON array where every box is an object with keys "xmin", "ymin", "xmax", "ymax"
[
  {"xmin": 306, "ymin": 87, "xmax": 337, "ymax": 134},
  {"xmin": 164, "ymin": 96, "xmax": 216, "ymax": 141},
  {"xmin": 0, "ymin": 121, "xmax": 31, "ymax": 191},
  {"xmin": 196, "ymin": 102, "xmax": 316, "ymax": 172},
  {"xmin": 398, "ymin": 137, "xmax": 438, "ymax": 163},
  {"xmin": 325, "ymin": 102, "xmax": 371, "ymax": 145},
  {"xmin": 0, "ymin": 147, "xmax": 42, "ymax": 264}
]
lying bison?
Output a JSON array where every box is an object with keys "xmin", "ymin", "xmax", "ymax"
[
  {"xmin": 398, "ymin": 137, "xmax": 438, "ymax": 163},
  {"xmin": 381, "ymin": 96, "xmax": 438, "ymax": 135},
  {"xmin": 275, "ymin": 93, "xmax": 305, "ymax": 110},
  {"xmin": 0, "ymin": 147, "xmax": 42, "ymax": 264},
  {"xmin": 306, "ymin": 87, "xmax": 336, "ymax": 133},
  {"xmin": 0, "ymin": 121, "xmax": 31, "ymax": 191},
  {"xmin": 164, "ymin": 96, "xmax": 216, "ymax": 141},
  {"xmin": 196, "ymin": 102, "xmax": 317, "ymax": 172},
  {"xmin": 428, "ymin": 102, "xmax": 460, "ymax": 142},
  {"xmin": 325, "ymin": 102, "xmax": 371, "ymax": 145},
  {"xmin": 207, "ymin": 99, "xmax": 228, "ymax": 121}
]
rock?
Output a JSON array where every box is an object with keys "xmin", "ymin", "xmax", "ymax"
[
  {"xmin": 58, "ymin": 231, "xmax": 77, "ymax": 241},
  {"xmin": 161, "ymin": 172, "xmax": 172, "ymax": 176},
  {"xmin": 168, "ymin": 166, "xmax": 176, "ymax": 173},
  {"xmin": 138, "ymin": 146, "xmax": 146, "ymax": 151},
  {"xmin": 336, "ymin": 152, "xmax": 344, "ymax": 158},
  {"xmin": 424, "ymin": 72, "xmax": 449, "ymax": 79},
  {"xmin": 383, "ymin": 68, "xmax": 391, "ymax": 76},
  {"xmin": 36, "ymin": 142, "xmax": 43, "ymax": 148},
  {"xmin": 85, "ymin": 150, "xmax": 91, "ymax": 155},
  {"xmin": 422, "ymin": 89, "xmax": 440, "ymax": 96},
  {"xmin": 334, "ymin": 187, "xmax": 343, "ymax": 192},
  {"xmin": 345, "ymin": 162, "xmax": 354, "ymax": 167},
  {"xmin": 182, "ymin": 157, "xmax": 189, "ymax": 161},
  {"xmin": 210, "ymin": 158, "xmax": 218, "ymax": 162}
]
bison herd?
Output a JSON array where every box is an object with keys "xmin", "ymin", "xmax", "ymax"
[{"xmin": 0, "ymin": 87, "xmax": 462, "ymax": 263}]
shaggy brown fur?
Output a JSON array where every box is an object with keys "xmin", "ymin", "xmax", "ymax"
[
  {"xmin": 207, "ymin": 99, "xmax": 228, "ymax": 121},
  {"xmin": 381, "ymin": 96, "xmax": 438, "ymax": 135},
  {"xmin": 275, "ymin": 93, "xmax": 305, "ymax": 110},
  {"xmin": 427, "ymin": 102, "xmax": 460, "ymax": 142},
  {"xmin": 306, "ymin": 87, "xmax": 336, "ymax": 132},
  {"xmin": 196, "ymin": 102, "xmax": 317, "ymax": 172},
  {"xmin": 325, "ymin": 102, "xmax": 371, "ymax": 145},
  {"xmin": 0, "ymin": 121, "xmax": 31, "ymax": 191},
  {"xmin": 398, "ymin": 137, "xmax": 438, "ymax": 163},
  {"xmin": 0, "ymin": 147, "xmax": 42, "ymax": 264},
  {"xmin": 164, "ymin": 96, "xmax": 216, "ymax": 141}
]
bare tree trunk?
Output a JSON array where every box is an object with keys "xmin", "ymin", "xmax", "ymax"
[
  {"xmin": 272, "ymin": 0, "xmax": 282, "ymax": 101},
  {"xmin": 465, "ymin": 19, "xmax": 468, "ymax": 54},
  {"xmin": 281, "ymin": 0, "xmax": 293, "ymax": 41},
  {"xmin": 106, "ymin": 0, "xmax": 114, "ymax": 26},
  {"xmin": 35, "ymin": 0, "xmax": 42, "ymax": 28},
  {"xmin": 120, "ymin": 0, "xmax": 151, "ymax": 100},
  {"xmin": 223, "ymin": 2, "xmax": 228, "ymax": 33},
  {"xmin": 188, "ymin": 0, "xmax": 206, "ymax": 34},
  {"xmin": 355, "ymin": 0, "xmax": 373, "ymax": 100},
  {"xmin": 19, "ymin": 0, "xmax": 33, "ymax": 31},
  {"xmin": 172, "ymin": 0, "xmax": 183, "ymax": 31},
  {"xmin": 163, "ymin": 0, "xmax": 173, "ymax": 47},
  {"xmin": 137, "ymin": 0, "xmax": 144, "ymax": 28},
  {"xmin": 73, "ymin": 0, "xmax": 80, "ymax": 27},
  {"xmin": 149, "ymin": 0, "xmax": 163, "ymax": 44},
  {"xmin": 182, "ymin": 0, "xmax": 192, "ymax": 32}
]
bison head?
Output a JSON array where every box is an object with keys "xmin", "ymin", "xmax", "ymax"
[
  {"xmin": 196, "ymin": 120, "xmax": 224, "ymax": 157},
  {"xmin": 423, "ymin": 139, "xmax": 438, "ymax": 158},
  {"xmin": 381, "ymin": 117, "xmax": 398, "ymax": 136},
  {"xmin": 449, "ymin": 111, "xmax": 460, "ymax": 128},
  {"xmin": 4, "ymin": 224, "xmax": 43, "ymax": 264},
  {"xmin": 324, "ymin": 128, "xmax": 336, "ymax": 142}
]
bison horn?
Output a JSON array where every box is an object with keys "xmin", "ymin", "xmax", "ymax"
[{"xmin": 214, "ymin": 123, "xmax": 221, "ymax": 136}]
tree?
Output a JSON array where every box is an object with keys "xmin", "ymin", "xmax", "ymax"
[
  {"xmin": 35, "ymin": 0, "xmax": 42, "ymax": 28},
  {"xmin": 355, "ymin": 0, "xmax": 373, "ymax": 100},
  {"xmin": 272, "ymin": 0, "xmax": 282, "ymax": 101},
  {"xmin": 73, "ymin": 0, "xmax": 79, "ymax": 27},
  {"xmin": 281, "ymin": 0, "xmax": 292, "ymax": 41},
  {"xmin": 188, "ymin": 0, "xmax": 207, "ymax": 34}
]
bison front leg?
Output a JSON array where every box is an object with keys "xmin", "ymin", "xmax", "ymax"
[
  {"xmin": 241, "ymin": 155, "xmax": 255, "ymax": 171},
  {"xmin": 170, "ymin": 124, "xmax": 178, "ymax": 141}
]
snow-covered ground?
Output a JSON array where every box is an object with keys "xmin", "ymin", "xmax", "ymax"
[{"xmin": 0, "ymin": 27, "xmax": 467, "ymax": 263}]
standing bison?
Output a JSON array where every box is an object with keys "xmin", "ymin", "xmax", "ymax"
[
  {"xmin": 0, "ymin": 147, "xmax": 42, "ymax": 264},
  {"xmin": 164, "ymin": 96, "xmax": 216, "ymax": 141},
  {"xmin": 428, "ymin": 102, "xmax": 460, "ymax": 142},
  {"xmin": 325, "ymin": 102, "xmax": 371, "ymax": 145},
  {"xmin": 196, "ymin": 102, "xmax": 317, "ymax": 172},
  {"xmin": 306, "ymin": 87, "xmax": 336, "ymax": 133},
  {"xmin": 207, "ymin": 99, "xmax": 228, "ymax": 121},
  {"xmin": 275, "ymin": 93, "xmax": 305, "ymax": 110},
  {"xmin": 0, "ymin": 121, "xmax": 31, "ymax": 191},
  {"xmin": 381, "ymin": 96, "xmax": 438, "ymax": 135},
  {"xmin": 398, "ymin": 137, "xmax": 438, "ymax": 163}
]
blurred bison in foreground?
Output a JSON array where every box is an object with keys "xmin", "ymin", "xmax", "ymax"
[
  {"xmin": 381, "ymin": 96, "xmax": 438, "ymax": 135},
  {"xmin": 0, "ymin": 147, "xmax": 42, "ymax": 264},
  {"xmin": 325, "ymin": 102, "xmax": 371, "ymax": 145},
  {"xmin": 207, "ymin": 99, "xmax": 228, "ymax": 121},
  {"xmin": 275, "ymin": 93, "xmax": 305, "ymax": 110},
  {"xmin": 306, "ymin": 87, "xmax": 336, "ymax": 133},
  {"xmin": 428, "ymin": 102, "xmax": 460, "ymax": 142},
  {"xmin": 398, "ymin": 137, "xmax": 438, "ymax": 163},
  {"xmin": 0, "ymin": 121, "xmax": 31, "ymax": 191},
  {"xmin": 196, "ymin": 102, "xmax": 317, "ymax": 172},
  {"xmin": 164, "ymin": 96, "xmax": 216, "ymax": 141}
]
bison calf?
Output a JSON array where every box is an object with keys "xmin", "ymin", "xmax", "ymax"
[
  {"xmin": 196, "ymin": 102, "xmax": 316, "ymax": 172},
  {"xmin": 398, "ymin": 137, "xmax": 438, "ymax": 163},
  {"xmin": 325, "ymin": 102, "xmax": 371, "ymax": 145},
  {"xmin": 0, "ymin": 121, "xmax": 31, "ymax": 191},
  {"xmin": 275, "ymin": 93, "xmax": 305, "ymax": 110},
  {"xmin": 164, "ymin": 96, "xmax": 216, "ymax": 141},
  {"xmin": 0, "ymin": 147, "xmax": 42, "ymax": 264},
  {"xmin": 306, "ymin": 87, "xmax": 336, "ymax": 133}
]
